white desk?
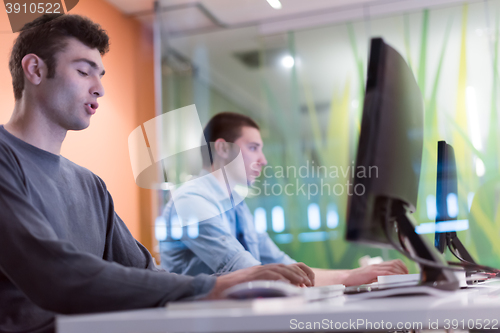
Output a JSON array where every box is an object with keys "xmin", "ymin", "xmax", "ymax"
[{"xmin": 56, "ymin": 281, "xmax": 500, "ymax": 332}]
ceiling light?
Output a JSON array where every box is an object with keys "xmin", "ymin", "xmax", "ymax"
[
  {"xmin": 267, "ymin": 0, "xmax": 282, "ymax": 9},
  {"xmin": 281, "ymin": 55, "xmax": 294, "ymax": 68}
]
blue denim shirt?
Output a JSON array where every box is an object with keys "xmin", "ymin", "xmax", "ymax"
[{"xmin": 159, "ymin": 170, "xmax": 295, "ymax": 276}]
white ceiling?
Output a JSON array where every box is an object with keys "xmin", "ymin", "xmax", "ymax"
[
  {"xmin": 104, "ymin": 0, "xmax": 402, "ymax": 34},
  {"xmin": 103, "ymin": 0, "xmax": 479, "ymax": 122},
  {"xmin": 106, "ymin": 0, "xmax": 382, "ymax": 21},
  {"xmin": 105, "ymin": 0, "xmax": 474, "ymax": 36}
]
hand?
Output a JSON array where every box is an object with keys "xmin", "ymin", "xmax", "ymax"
[
  {"xmin": 289, "ymin": 262, "xmax": 315, "ymax": 287},
  {"xmin": 206, "ymin": 263, "xmax": 315, "ymax": 299},
  {"xmin": 343, "ymin": 259, "xmax": 409, "ymax": 287}
]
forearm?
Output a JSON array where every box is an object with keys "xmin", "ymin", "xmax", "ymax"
[
  {"xmin": 311, "ymin": 260, "xmax": 409, "ymax": 287},
  {"xmin": 1, "ymin": 232, "xmax": 216, "ymax": 313},
  {"xmin": 311, "ymin": 268, "xmax": 350, "ymax": 286}
]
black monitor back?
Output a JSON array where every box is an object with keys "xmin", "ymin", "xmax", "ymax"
[
  {"xmin": 435, "ymin": 141, "xmax": 458, "ymax": 253},
  {"xmin": 434, "ymin": 141, "xmax": 476, "ymax": 265},
  {"xmin": 346, "ymin": 38, "xmax": 424, "ymax": 247}
]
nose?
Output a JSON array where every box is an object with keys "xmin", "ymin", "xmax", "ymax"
[
  {"xmin": 259, "ymin": 152, "xmax": 268, "ymax": 166},
  {"xmin": 91, "ymin": 78, "xmax": 105, "ymax": 98}
]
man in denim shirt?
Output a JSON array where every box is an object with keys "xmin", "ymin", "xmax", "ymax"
[{"xmin": 160, "ymin": 112, "xmax": 408, "ymax": 286}]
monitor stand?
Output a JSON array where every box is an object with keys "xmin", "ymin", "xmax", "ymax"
[
  {"xmin": 446, "ymin": 231, "xmax": 476, "ymax": 263},
  {"xmin": 345, "ymin": 199, "xmax": 460, "ymax": 299},
  {"xmin": 396, "ymin": 209, "xmax": 460, "ymax": 290},
  {"xmin": 445, "ymin": 232, "xmax": 481, "ymax": 282}
]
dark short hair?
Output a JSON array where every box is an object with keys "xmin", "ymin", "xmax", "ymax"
[
  {"xmin": 9, "ymin": 14, "xmax": 110, "ymax": 100},
  {"xmin": 202, "ymin": 112, "xmax": 260, "ymax": 166}
]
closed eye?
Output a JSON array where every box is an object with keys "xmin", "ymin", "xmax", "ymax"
[{"xmin": 77, "ymin": 70, "xmax": 88, "ymax": 77}]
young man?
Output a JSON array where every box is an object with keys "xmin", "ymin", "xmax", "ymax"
[
  {"xmin": 0, "ymin": 15, "xmax": 314, "ymax": 333},
  {"xmin": 160, "ymin": 112, "xmax": 408, "ymax": 286}
]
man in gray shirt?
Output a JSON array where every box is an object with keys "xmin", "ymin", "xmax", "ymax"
[{"xmin": 0, "ymin": 14, "xmax": 314, "ymax": 333}]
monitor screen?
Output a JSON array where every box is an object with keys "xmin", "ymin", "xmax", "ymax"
[
  {"xmin": 345, "ymin": 38, "xmax": 459, "ymax": 290},
  {"xmin": 346, "ymin": 37, "xmax": 424, "ymax": 247}
]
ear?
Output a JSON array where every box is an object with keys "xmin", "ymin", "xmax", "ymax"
[
  {"xmin": 21, "ymin": 54, "xmax": 46, "ymax": 86},
  {"xmin": 213, "ymin": 138, "xmax": 230, "ymax": 160}
]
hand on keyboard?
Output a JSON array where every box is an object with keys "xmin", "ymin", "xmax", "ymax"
[{"xmin": 343, "ymin": 259, "xmax": 409, "ymax": 286}]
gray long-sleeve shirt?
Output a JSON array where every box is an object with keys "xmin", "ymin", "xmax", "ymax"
[{"xmin": 0, "ymin": 126, "xmax": 216, "ymax": 333}]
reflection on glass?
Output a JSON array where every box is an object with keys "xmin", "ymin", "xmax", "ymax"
[
  {"xmin": 155, "ymin": 216, "xmax": 167, "ymax": 241},
  {"xmin": 187, "ymin": 223, "xmax": 199, "ymax": 239},
  {"xmin": 447, "ymin": 193, "xmax": 459, "ymax": 218},
  {"xmin": 171, "ymin": 215, "xmax": 183, "ymax": 240},
  {"xmin": 272, "ymin": 206, "xmax": 285, "ymax": 233},
  {"xmin": 254, "ymin": 207, "xmax": 267, "ymax": 234},
  {"xmin": 327, "ymin": 204, "xmax": 339, "ymax": 229},
  {"xmin": 307, "ymin": 203, "xmax": 321, "ymax": 230}
]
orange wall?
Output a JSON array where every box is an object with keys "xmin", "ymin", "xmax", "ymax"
[
  {"xmin": 0, "ymin": 1, "xmax": 156, "ymax": 250},
  {"xmin": 0, "ymin": 11, "xmax": 16, "ymax": 124}
]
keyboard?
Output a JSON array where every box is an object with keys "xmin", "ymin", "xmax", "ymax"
[
  {"xmin": 344, "ymin": 284, "xmax": 456, "ymax": 300},
  {"xmin": 304, "ymin": 284, "xmax": 345, "ymax": 301}
]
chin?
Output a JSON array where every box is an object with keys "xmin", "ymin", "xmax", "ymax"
[{"xmin": 69, "ymin": 120, "xmax": 91, "ymax": 131}]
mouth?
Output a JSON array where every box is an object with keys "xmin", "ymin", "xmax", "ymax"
[{"xmin": 85, "ymin": 102, "xmax": 99, "ymax": 115}]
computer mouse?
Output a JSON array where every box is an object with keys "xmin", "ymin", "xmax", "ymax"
[{"xmin": 222, "ymin": 281, "xmax": 302, "ymax": 299}]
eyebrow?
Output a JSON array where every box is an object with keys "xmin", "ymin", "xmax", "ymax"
[
  {"xmin": 248, "ymin": 142, "xmax": 261, "ymax": 147},
  {"xmin": 73, "ymin": 58, "xmax": 106, "ymax": 76}
]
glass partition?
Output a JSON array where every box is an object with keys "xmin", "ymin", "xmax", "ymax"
[{"xmin": 153, "ymin": 0, "xmax": 500, "ymax": 270}]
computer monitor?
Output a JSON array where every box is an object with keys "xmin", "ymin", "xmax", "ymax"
[
  {"xmin": 435, "ymin": 140, "xmax": 476, "ymax": 264},
  {"xmin": 345, "ymin": 38, "xmax": 459, "ymax": 290}
]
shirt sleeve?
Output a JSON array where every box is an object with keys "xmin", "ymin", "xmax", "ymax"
[
  {"xmin": 163, "ymin": 195, "xmax": 261, "ymax": 274},
  {"xmin": 96, "ymin": 182, "xmax": 162, "ymax": 272},
  {"xmin": 0, "ymin": 144, "xmax": 216, "ymax": 314},
  {"xmin": 257, "ymin": 232, "xmax": 297, "ymax": 265}
]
